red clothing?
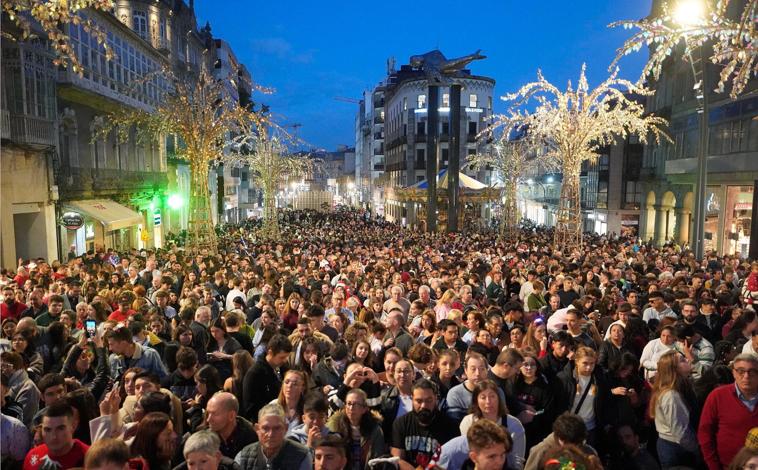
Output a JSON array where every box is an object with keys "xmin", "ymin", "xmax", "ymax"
[
  {"xmin": 698, "ymin": 384, "xmax": 758, "ymax": 470},
  {"xmin": 108, "ymin": 308, "xmax": 136, "ymax": 323},
  {"xmin": 13, "ymin": 274, "xmax": 29, "ymax": 287},
  {"xmin": 1, "ymin": 300, "xmax": 27, "ymax": 321},
  {"xmin": 23, "ymin": 439, "xmax": 89, "ymax": 470}
]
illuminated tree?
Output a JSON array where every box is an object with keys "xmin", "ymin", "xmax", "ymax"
[
  {"xmin": 105, "ymin": 68, "xmax": 253, "ymax": 253},
  {"xmin": 2, "ymin": 0, "xmax": 114, "ymax": 72},
  {"xmin": 611, "ymin": 0, "xmax": 757, "ymax": 98},
  {"xmin": 226, "ymin": 126, "xmax": 316, "ymax": 240},
  {"xmin": 501, "ymin": 65, "xmax": 669, "ymax": 253},
  {"xmin": 469, "ymin": 125, "xmax": 552, "ymax": 240}
]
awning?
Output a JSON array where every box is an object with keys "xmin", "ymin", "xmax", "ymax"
[{"xmin": 63, "ymin": 199, "xmax": 143, "ymax": 231}]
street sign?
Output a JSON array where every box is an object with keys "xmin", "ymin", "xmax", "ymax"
[{"xmin": 60, "ymin": 211, "xmax": 84, "ymax": 230}]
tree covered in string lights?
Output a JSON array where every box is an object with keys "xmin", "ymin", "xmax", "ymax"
[
  {"xmin": 469, "ymin": 124, "xmax": 552, "ymax": 240},
  {"xmin": 2, "ymin": 0, "xmax": 114, "ymax": 72},
  {"xmin": 611, "ymin": 0, "xmax": 757, "ymax": 98},
  {"xmin": 104, "ymin": 67, "xmax": 255, "ymax": 253},
  {"xmin": 226, "ymin": 125, "xmax": 317, "ymax": 240},
  {"xmin": 500, "ymin": 65, "xmax": 670, "ymax": 254}
]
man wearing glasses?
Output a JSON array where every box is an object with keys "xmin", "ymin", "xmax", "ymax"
[
  {"xmin": 235, "ymin": 404, "xmax": 311, "ymax": 470},
  {"xmin": 698, "ymin": 354, "xmax": 758, "ymax": 470}
]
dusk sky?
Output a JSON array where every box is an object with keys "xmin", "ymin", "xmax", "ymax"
[{"xmin": 194, "ymin": 1, "xmax": 652, "ymax": 151}]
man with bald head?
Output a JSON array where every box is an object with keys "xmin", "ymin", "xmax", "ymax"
[
  {"xmin": 383, "ymin": 309, "xmax": 414, "ymax": 356},
  {"xmin": 205, "ymin": 392, "xmax": 257, "ymax": 459}
]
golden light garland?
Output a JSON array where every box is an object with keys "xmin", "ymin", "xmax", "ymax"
[
  {"xmin": 469, "ymin": 123, "xmax": 554, "ymax": 240},
  {"xmin": 2, "ymin": 0, "xmax": 115, "ymax": 73},
  {"xmin": 226, "ymin": 124, "xmax": 318, "ymax": 240},
  {"xmin": 102, "ymin": 67, "xmax": 262, "ymax": 253},
  {"xmin": 500, "ymin": 65, "xmax": 670, "ymax": 254},
  {"xmin": 611, "ymin": 0, "xmax": 757, "ymax": 98}
]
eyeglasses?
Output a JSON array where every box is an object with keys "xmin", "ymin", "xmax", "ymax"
[
  {"xmin": 521, "ymin": 363, "xmax": 537, "ymax": 369},
  {"xmin": 734, "ymin": 368, "xmax": 758, "ymax": 377}
]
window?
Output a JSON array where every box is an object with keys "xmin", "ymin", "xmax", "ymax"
[
  {"xmin": 468, "ymin": 121, "xmax": 477, "ymax": 135},
  {"xmin": 442, "ymin": 148, "xmax": 449, "ymax": 165},
  {"xmin": 416, "ymin": 149, "xmax": 425, "ymax": 167},
  {"xmin": 469, "ymin": 94, "xmax": 478, "ymax": 108},
  {"xmin": 624, "ymin": 181, "xmax": 642, "ymax": 208},
  {"xmin": 442, "ymin": 122, "xmax": 449, "ymax": 134},
  {"xmin": 488, "ymin": 96, "xmax": 493, "ymax": 109},
  {"xmin": 159, "ymin": 17, "xmax": 167, "ymax": 40},
  {"xmin": 133, "ymin": 11, "xmax": 147, "ymax": 39},
  {"xmin": 417, "ymin": 94, "xmax": 426, "ymax": 109},
  {"xmin": 442, "ymin": 93, "xmax": 450, "ymax": 107},
  {"xmin": 403, "ymin": 97, "xmax": 407, "ymax": 111},
  {"xmin": 417, "ymin": 121, "xmax": 425, "ymax": 136}
]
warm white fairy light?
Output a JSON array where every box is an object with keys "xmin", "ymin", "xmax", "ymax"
[
  {"xmin": 611, "ymin": 0, "xmax": 757, "ymax": 98},
  {"xmin": 226, "ymin": 125, "xmax": 318, "ymax": 240},
  {"xmin": 2, "ymin": 0, "xmax": 115, "ymax": 73},
  {"xmin": 499, "ymin": 65, "xmax": 670, "ymax": 254}
]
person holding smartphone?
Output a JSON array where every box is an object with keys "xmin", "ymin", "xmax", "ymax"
[{"xmin": 62, "ymin": 325, "xmax": 110, "ymax": 401}]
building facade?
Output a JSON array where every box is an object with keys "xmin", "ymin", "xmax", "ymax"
[
  {"xmin": 1, "ymin": 0, "xmax": 254, "ymax": 266},
  {"xmin": 639, "ymin": 0, "xmax": 758, "ymax": 256},
  {"xmin": 354, "ymin": 85, "xmax": 386, "ymax": 215},
  {"xmin": 380, "ymin": 58, "xmax": 495, "ymax": 226}
]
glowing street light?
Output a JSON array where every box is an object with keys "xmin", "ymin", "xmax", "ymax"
[{"xmin": 672, "ymin": 0, "xmax": 706, "ymax": 27}]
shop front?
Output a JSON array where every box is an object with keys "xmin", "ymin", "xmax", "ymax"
[
  {"xmin": 60, "ymin": 199, "xmax": 144, "ymax": 255},
  {"xmin": 723, "ymin": 185, "xmax": 753, "ymax": 257}
]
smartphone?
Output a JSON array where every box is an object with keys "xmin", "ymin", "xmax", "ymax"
[
  {"xmin": 85, "ymin": 319, "xmax": 97, "ymax": 338},
  {"xmin": 533, "ymin": 409, "xmax": 545, "ymax": 416}
]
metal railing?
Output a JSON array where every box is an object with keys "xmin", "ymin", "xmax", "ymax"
[{"xmin": 8, "ymin": 114, "xmax": 56, "ymax": 147}]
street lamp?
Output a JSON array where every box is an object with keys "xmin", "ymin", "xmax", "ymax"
[{"xmin": 673, "ymin": 0, "xmax": 709, "ymax": 260}]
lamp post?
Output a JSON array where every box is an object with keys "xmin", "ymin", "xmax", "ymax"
[{"xmin": 674, "ymin": 0, "xmax": 709, "ymax": 260}]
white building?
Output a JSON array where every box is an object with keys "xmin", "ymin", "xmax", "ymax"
[{"xmin": 381, "ymin": 57, "xmax": 495, "ymax": 225}]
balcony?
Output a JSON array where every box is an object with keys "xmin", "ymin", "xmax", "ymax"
[
  {"xmin": 374, "ymin": 132, "xmax": 384, "ymax": 140},
  {"xmin": 59, "ymin": 167, "xmax": 168, "ymax": 198},
  {"xmin": 7, "ymin": 114, "xmax": 56, "ymax": 147},
  {"xmin": 1, "ymin": 110, "xmax": 9, "ymax": 140},
  {"xmin": 374, "ymin": 116, "xmax": 384, "ymax": 124},
  {"xmin": 373, "ymin": 148, "xmax": 384, "ymax": 155}
]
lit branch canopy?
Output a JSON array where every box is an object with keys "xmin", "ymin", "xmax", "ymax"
[
  {"xmin": 226, "ymin": 126, "xmax": 317, "ymax": 240},
  {"xmin": 469, "ymin": 123, "xmax": 554, "ymax": 240},
  {"xmin": 103, "ymin": 68, "xmax": 255, "ymax": 253},
  {"xmin": 2, "ymin": 0, "xmax": 115, "ymax": 72},
  {"xmin": 500, "ymin": 65, "xmax": 670, "ymax": 253},
  {"xmin": 610, "ymin": 0, "xmax": 757, "ymax": 98}
]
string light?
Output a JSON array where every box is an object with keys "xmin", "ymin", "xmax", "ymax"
[
  {"xmin": 610, "ymin": 0, "xmax": 757, "ymax": 98},
  {"xmin": 498, "ymin": 64, "xmax": 670, "ymax": 254}
]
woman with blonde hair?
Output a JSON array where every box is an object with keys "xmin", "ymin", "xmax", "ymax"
[
  {"xmin": 223, "ymin": 349, "xmax": 253, "ymax": 397},
  {"xmin": 649, "ymin": 350, "xmax": 698, "ymax": 468},
  {"xmin": 272, "ymin": 369, "xmax": 307, "ymax": 431},
  {"xmin": 524, "ymin": 318, "xmax": 548, "ymax": 358},
  {"xmin": 434, "ymin": 289, "xmax": 457, "ymax": 322}
]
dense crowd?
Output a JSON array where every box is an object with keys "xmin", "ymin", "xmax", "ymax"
[{"xmin": 1, "ymin": 209, "xmax": 758, "ymax": 470}]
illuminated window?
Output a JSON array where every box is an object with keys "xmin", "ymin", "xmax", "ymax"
[
  {"xmin": 417, "ymin": 94, "xmax": 426, "ymax": 109},
  {"xmin": 469, "ymin": 94, "xmax": 478, "ymax": 108}
]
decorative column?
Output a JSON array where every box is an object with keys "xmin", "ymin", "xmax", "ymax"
[
  {"xmin": 654, "ymin": 205, "xmax": 668, "ymax": 246},
  {"xmin": 426, "ymin": 86, "xmax": 439, "ymax": 232},
  {"xmin": 447, "ymin": 84, "xmax": 461, "ymax": 233},
  {"xmin": 676, "ymin": 208, "xmax": 691, "ymax": 246}
]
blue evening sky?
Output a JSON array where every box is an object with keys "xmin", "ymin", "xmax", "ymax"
[{"xmin": 194, "ymin": 1, "xmax": 652, "ymax": 151}]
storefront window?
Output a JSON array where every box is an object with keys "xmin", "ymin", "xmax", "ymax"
[{"xmin": 723, "ymin": 185, "xmax": 753, "ymax": 257}]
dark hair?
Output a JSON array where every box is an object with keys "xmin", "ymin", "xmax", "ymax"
[
  {"xmin": 552, "ymin": 412, "xmax": 588, "ymax": 444},
  {"xmin": 313, "ymin": 434, "xmax": 347, "ymax": 457},
  {"xmin": 138, "ymin": 391, "xmax": 173, "ymax": 415},
  {"xmin": 43, "ymin": 401, "xmax": 74, "ymax": 420},
  {"xmin": 131, "ymin": 412, "xmax": 172, "ymax": 467},
  {"xmin": 303, "ymin": 393, "xmax": 329, "ymax": 414},
  {"xmin": 195, "ymin": 364, "xmax": 222, "ymax": 398},
  {"xmin": 411, "ymin": 378, "xmax": 438, "ymax": 396},
  {"xmin": 267, "ymin": 334, "xmax": 294, "ymax": 355},
  {"xmin": 307, "ymin": 304, "xmax": 326, "ymax": 318},
  {"xmin": 0, "ymin": 351, "xmax": 23, "ymax": 370},
  {"xmin": 469, "ymin": 380, "xmax": 507, "ymax": 418},
  {"xmin": 176, "ymin": 346, "xmax": 198, "ymax": 371},
  {"xmin": 38, "ymin": 373, "xmax": 66, "ymax": 394},
  {"xmin": 550, "ymin": 330, "xmax": 575, "ymax": 348},
  {"xmin": 108, "ymin": 325, "xmax": 132, "ymax": 343},
  {"xmin": 64, "ymin": 388, "xmax": 98, "ymax": 443},
  {"xmin": 133, "ymin": 371, "xmax": 161, "ymax": 387}
]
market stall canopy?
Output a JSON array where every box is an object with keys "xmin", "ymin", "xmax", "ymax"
[
  {"xmin": 63, "ymin": 199, "xmax": 143, "ymax": 231},
  {"xmin": 408, "ymin": 169, "xmax": 488, "ymax": 190}
]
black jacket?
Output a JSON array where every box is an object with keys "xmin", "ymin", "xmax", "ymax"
[
  {"xmin": 554, "ymin": 362, "xmax": 612, "ymax": 429},
  {"xmin": 242, "ymin": 357, "xmax": 284, "ymax": 422}
]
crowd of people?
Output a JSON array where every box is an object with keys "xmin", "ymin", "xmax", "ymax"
[{"xmin": 1, "ymin": 208, "xmax": 758, "ymax": 470}]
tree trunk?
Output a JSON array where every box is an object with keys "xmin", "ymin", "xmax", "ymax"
[
  {"xmin": 554, "ymin": 169, "xmax": 582, "ymax": 254},
  {"xmin": 187, "ymin": 158, "xmax": 217, "ymax": 254},
  {"xmin": 261, "ymin": 180, "xmax": 279, "ymax": 239},
  {"xmin": 500, "ymin": 177, "xmax": 520, "ymax": 240}
]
